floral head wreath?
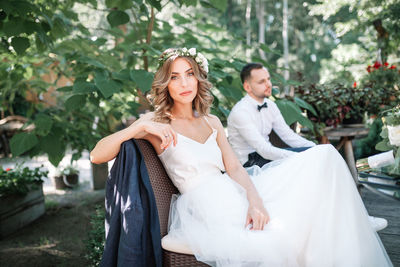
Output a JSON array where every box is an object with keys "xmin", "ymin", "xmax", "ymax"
[{"xmin": 158, "ymin": 47, "xmax": 209, "ymax": 73}]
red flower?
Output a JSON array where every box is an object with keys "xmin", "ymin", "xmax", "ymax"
[
  {"xmin": 366, "ymin": 65, "xmax": 372, "ymax": 73},
  {"xmin": 343, "ymin": 106, "xmax": 351, "ymax": 113},
  {"xmin": 384, "ymin": 62, "xmax": 389, "ymax": 67},
  {"xmin": 390, "ymin": 65, "xmax": 396, "ymax": 69},
  {"xmin": 373, "ymin": 61, "xmax": 382, "ymax": 69},
  {"xmin": 353, "ymin": 82, "xmax": 357, "ymax": 88},
  {"xmin": 5, "ymin": 168, "xmax": 11, "ymax": 171}
]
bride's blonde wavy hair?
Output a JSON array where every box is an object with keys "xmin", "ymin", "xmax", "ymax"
[{"xmin": 148, "ymin": 48, "xmax": 213, "ymax": 123}]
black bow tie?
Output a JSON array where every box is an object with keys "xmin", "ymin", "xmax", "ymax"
[{"xmin": 257, "ymin": 102, "xmax": 268, "ymax": 111}]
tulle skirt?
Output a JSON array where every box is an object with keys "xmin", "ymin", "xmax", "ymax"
[{"xmin": 167, "ymin": 145, "xmax": 393, "ymax": 267}]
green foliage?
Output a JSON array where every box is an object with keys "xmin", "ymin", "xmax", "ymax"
[
  {"xmin": 0, "ymin": 0, "xmax": 77, "ymax": 54},
  {"xmin": 361, "ymin": 62, "xmax": 400, "ymax": 115},
  {"xmin": 10, "ymin": 132, "xmax": 39, "ymax": 157},
  {"xmin": 209, "ymin": 0, "xmax": 227, "ymax": 12},
  {"xmin": 295, "ymin": 82, "xmax": 358, "ymax": 126},
  {"xmin": 355, "ymin": 118, "xmax": 383, "ymax": 159},
  {"xmin": 85, "ymin": 205, "xmax": 105, "ymax": 267},
  {"xmin": 0, "ymin": 164, "xmax": 48, "ymax": 197},
  {"xmin": 107, "ymin": 10, "xmax": 130, "ymax": 27}
]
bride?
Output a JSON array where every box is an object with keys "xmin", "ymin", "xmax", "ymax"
[{"xmin": 90, "ymin": 48, "xmax": 392, "ymax": 266}]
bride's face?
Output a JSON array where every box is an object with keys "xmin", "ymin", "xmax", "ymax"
[{"xmin": 167, "ymin": 57, "xmax": 198, "ymax": 104}]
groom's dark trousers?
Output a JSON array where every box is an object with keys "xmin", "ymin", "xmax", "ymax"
[{"xmin": 243, "ymin": 147, "xmax": 311, "ymax": 168}]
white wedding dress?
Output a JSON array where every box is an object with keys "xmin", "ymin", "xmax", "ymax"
[{"xmin": 158, "ymin": 118, "xmax": 392, "ymax": 267}]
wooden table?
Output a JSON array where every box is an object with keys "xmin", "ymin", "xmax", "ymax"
[{"xmin": 324, "ymin": 127, "xmax": 369, "ymax": 186}]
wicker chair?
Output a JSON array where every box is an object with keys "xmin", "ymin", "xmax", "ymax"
[
  {"xmin": 136, "ymin": 139, "xmax": 208, "ymax": 266},
  {"xmin": 135, "ymin": 130, "xmax": 289, "ymax": 266}
]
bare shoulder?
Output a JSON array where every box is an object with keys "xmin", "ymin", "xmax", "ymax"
[{"xmin": 206, "ymin": 114, "xmax": 223, "ymax": 129}]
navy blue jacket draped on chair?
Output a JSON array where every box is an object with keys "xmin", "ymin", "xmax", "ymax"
[{"xmin": 100, "ymin": 139, "xmax": 162, "ymax": 267}]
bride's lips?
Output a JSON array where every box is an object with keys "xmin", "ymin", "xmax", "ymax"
[{"xmin": 179, "ymin": 91, "xmax": 192, "ymax": 96}]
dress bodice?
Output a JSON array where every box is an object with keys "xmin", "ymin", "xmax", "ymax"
[{"xmin": 158, "ymin": 119, "xmax": 225, "ymax": 193}]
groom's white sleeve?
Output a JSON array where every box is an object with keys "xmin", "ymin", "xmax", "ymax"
[{"xmin": 229, "ymin": 111, "xmax": 296, "ymax": 161}]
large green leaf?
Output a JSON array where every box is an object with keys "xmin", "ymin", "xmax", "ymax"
[
  {"xmin": 57, "ymin": 86, "xmax": 73, "ymax": 92},
  {"xmin": 275, "ymin": 100, "xmax": 302, "ymax": 126},
  {"xmin": 10, "ymin": 132, "xmax": 38, "ymax": 157},
  {"xmin": 112, "ymin": 69, "xmax": 131, "ymax": 81},
  {"xmin": 77, "ymin": 56, "xmax": 106, "ymax": 68},
  {"xmin": 296, "ymin": 115, "xmax": 314, "ymax": 131},
  {"xmin": 107, "ymin": 10, "xmax": 130, "ymax": 27},
  {"xmin": 145, "ymin": 0, "xmax": 162, "ymax": 11},
  {"xmin": 375, "ymin": 140, "xmax": 393, "ymax": 152},
  {"xmin": 12, "ymin": 1, "xmax": 38, "ymax": 17},
  {"xmin": 40, "ymin": 133, "xmax": 65, "ymax": 166},
  {"xmin": 94, "ymin": 70, "xmax": 122, "ymax": 98},
  {"xmin": 65, "ymin": 95, "xmax": 87, "ymax": 111},
  {"xmin": 34, "ymin": 114, "xmax": 53, "ymax": 136},
  {"xmin": 105, "ymin": 0, "xmax": 133, "ymax": 9},
  {"xmin": 180, "ymin": 0, "xmax": 197, "ymax": 7},
  {"xmin": 73, "ymin": 81, "xmax": 97, "ymax": 94},
  {"xmin": 11, "ymin": 37, "xmax": 30, "ymax": 54},
  {"xmin": 294, "ymin": 97, "xmax": 317, "ymax": 116},
  {"xmin": 209, "ymin": 0, "xmax": 227, "ymax": 11},
  {"xmin": 3, "ymin": 19, "xmax": 25, "ymax": 36},
  {"xmin": 130, "ymin": 69, "xmax": 154, "ymax": 93}
]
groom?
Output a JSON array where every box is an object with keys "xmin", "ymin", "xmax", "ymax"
[
  {"xmin": 227, "ymin": 62, "xmax": 388, "ymax": 232},
  {"xmin": 227, "ymin": 63, "xmax": 315, "ymax": 168}
]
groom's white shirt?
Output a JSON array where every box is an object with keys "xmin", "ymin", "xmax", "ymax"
[{"xmin": 227, "ymin": 94, "xmax": 316, "ymax": 164}]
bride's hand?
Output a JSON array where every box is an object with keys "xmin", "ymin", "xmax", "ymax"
[
  {"xmin": 134, "ymin": 121, "xmax": 177, "ymax": 150},
  {"xmin": 245, "ymin": 200, "xmax": 270, "ymax": 230}
]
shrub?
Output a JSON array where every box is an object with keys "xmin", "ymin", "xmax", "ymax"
[
  {"xmin": 0, "ymin": 164, "xmax": 48, "ymax": 197},
  {"xmin": 85, "ymin": 205, "xmax": 105, "ymax": 267}
]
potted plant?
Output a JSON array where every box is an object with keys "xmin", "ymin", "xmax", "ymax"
[
  {"xmin": 0, "ymin": 164, "xmax": 48, "ymax": 238},
  {"xmin": 53, "ymin": 165, "xmax": 79, "ymax": 190},
  {"xmin": 361, "ymin": 61, "xmax": 400, "ymax": 116}
]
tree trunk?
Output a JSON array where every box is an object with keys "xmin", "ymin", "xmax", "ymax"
[
  {"xmin": 282, "ymin": 0, "xmax": 290, "ymax": 95},
  {"xmin": 256, "ymin": 0, "xmax": 266, "ymax": 60},
  {"xmin": 138, "ymin": 7, "xmax": 155, "ymax": 112},
  {"xmin": 245, "ymin": 0, "xmax": 252, "ymax": 60},
  {"xmin": 373, "ymin": 19, "xmax": 389, "ymax": 63}
]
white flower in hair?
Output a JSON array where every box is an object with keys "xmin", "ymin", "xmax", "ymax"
[
  {"xmin": 197, "ymin": 53, "xmax": 207, "ymax": 64},
  {"xmin": 158, "ymin": 47, "xmax": 209, "ymax": 73},
  {"xmin": 203, "ymin": 64, "xmax": 209, "ymax": 73},
  {"xmin": 188, "ymin": 48, "xmax": 197, "ymax": 56}
]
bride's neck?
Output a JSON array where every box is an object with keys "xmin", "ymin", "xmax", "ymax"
[{"xmin": 171, "ymin": 104, "xmax": 196, "ymax": 120}]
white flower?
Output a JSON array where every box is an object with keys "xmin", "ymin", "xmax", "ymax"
[
  {"xmin": 203, "ymin": 64, "xmax": 209, "ymax": 73},
  {"xmin": 387, "ymin": 125, "xmax": 400, "ymax": 146},
  {"xmin": 199, "ymin": 53, "xmax": 208, "ymax": 65},
  {"xmin": 196, "ymin": 52, "xmax": 208, "ymax": 73},
  {"xmin": 188, "ymin": 48, "xmax": 196, "ymax": 56},
  {"xmin": 182, "ymin": 47, "xmax": 188, "ymax": 53}
]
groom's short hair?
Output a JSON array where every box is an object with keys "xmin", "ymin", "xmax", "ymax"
[{"xmin": 240, "ymin": 63, "xmax": 264, "ymax": 84}]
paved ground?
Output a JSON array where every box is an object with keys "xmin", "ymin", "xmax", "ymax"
[
  {"xmin": 361, "ymin": 186, "xmax": 400, "ymax": 266},
  {"xmin": 0, "ymin": 152, "xmax": 108, "ymax": 267}
]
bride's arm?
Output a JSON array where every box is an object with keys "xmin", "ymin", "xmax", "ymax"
[
  {"xmin": 207, "ymin": 115, "xmax": 270, "ymax": 230},
  {"xmin": 90, "ymin": 112, "xmax": 177, "ymax": 164}
]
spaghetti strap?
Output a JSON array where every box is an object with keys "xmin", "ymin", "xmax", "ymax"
[{"xmin": 202, "ymin": 116, "xmax": 215, "ymax": 131}]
